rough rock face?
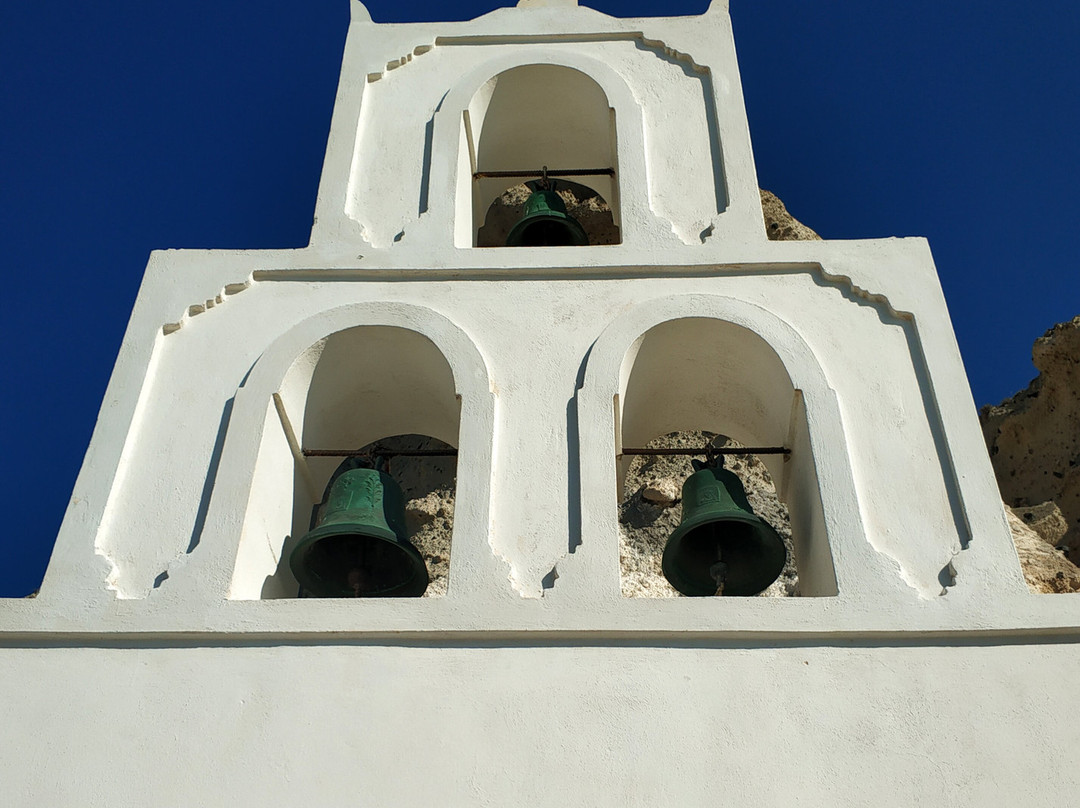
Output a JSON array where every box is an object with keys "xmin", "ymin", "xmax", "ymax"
[
  {"xmin": 981, "ymin": 317, "xmax": 1080, "ymax": 566},
  {"xmin": 760, "ymin": 189, "xmax": 822, "ymax": 241},
  {"xmin": 1005, "ymin": 507, "xmax": 1080, "ymax": 594},
  {"xmin": 476, "ymin": 181, "xmax": 620, "ymax": 246},
  {"xmin": 619, "ymin": 431, "xmax": 797, "ymax": 598},
  {"xmin": 1010, "ymin": 500, "xmax": 1069, "ymax": 548}
]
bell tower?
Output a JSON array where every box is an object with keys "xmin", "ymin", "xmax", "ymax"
[{"xmin": 4, "ymin": 2, "xmax": 1078, "ymax": 804}]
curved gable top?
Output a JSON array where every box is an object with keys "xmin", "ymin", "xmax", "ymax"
[{"xmin": 316, "ymin": 5, "xmax": 760, "ymax": 251}]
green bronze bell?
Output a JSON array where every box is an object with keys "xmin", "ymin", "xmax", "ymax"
[
  {"xmin": 662, "ymin": 460, "xmax": 787, "ymax": 597},
  {"xmin": 506, "ymin": 188, "xmax": 589, "ymax": 246},
  {"xmin": 290, "ymin": 468, "xmax": 429, "ymax": 598}
]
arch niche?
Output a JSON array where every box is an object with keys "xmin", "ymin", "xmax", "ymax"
[
  {"xmin": 614, "ymin": 317, "xmax": 838, "ymax": 597},
  {"xmin": 458, "ymin": 63, "xmax": 621, "ymax": 247},
  {"xmin": 230, "ymin": 324, "xmax": 463, "ymax": 600},
  {"xmin": 575, "ymin": 299, "xmax": 856, "ymax": 600}
]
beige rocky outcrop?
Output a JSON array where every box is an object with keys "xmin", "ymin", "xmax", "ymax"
[
  {"xmin": 760, "ymin": 189, "xmax": 822, "ymax": 241},
  {"xmin": 1010, "ymin": 500, "xmax": 1069, "ymax": 548},
  {"xmin": 1005, "ymin": 507, "xmax": 1080, "ymax": 594},
  {"xmin": 981, "ymin": 317, "xmax": 1080, "ymax": 566}
]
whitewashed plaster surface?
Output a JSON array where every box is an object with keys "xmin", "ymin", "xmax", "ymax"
[
  {"xmin": 2, "ymin": 1, "xmax": 1078, "ymax": 804},
  {"xmin": 10, "ymin": 238, "xmax": 1074, "ymax": 633},
  {"xmin": 2, "ymin": 643, "xmax": 1078, "ymax": 806}
]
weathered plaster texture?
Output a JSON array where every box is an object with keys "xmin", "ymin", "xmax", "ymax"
[{"xmin": 2, "ymin": 644, "xmax": 1079, "ymax": 806}]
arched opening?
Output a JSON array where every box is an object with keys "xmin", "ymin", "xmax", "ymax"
[
  {"xmin": 615, "ymin": 318, "xmax": 838, "ymax": 597},
  {"xmin": 230, "ymin": 326, "xmax": 460, "ymax": 600},
  {"xmin": 459, "ymin": 64, "xmax": 620, "ymax": 247}
]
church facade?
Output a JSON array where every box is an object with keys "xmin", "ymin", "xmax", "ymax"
[{"xmin": 2, "ymin": 1, "xmax": 1077, "ymax": 803}]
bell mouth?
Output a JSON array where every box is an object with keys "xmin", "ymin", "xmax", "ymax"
[
  {"xmin": 508, "ymin": 217, "xmax": 589, "ymax": 246},
  {"xmin": 290, "ymin": 525, "xmax": 430, "ymax": 598},
  {"xmin": 505, "ymin": 189, "xmax": 590, "ymax": 246},
  {"xmin": 663, "ymin": 516, "xmax": 787, "ymax": 597}
]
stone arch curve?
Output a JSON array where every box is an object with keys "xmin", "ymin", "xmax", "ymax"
[
  {"xmin": 172, "ymin": 302, "xmax": 498, "ymax": 602},
  {"xmin": 421, "ymin": 48, "xmax": 670, "ymax": 249},
  {"xmin": 567, "ymin": 294, "xmax": 889, "ymax": 601}
]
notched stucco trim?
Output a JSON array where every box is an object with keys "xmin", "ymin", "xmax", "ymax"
[
  {"xmin": 366, "ymin": 43, "xmax": 436, "ymax": 83},
  {"xmin": 808, "ymin": 264, "xmax": 975, "ymax": 587},
  {"xmin": 162, "ymin": 277, "xmax": 254, "ymax": 336},
  {"xmin": 433, "ymin": 32, "xmax": 710, "ymax": 77},
  {"xmin": 815, "ymin": 264, "xmax": 914, "ymax": 323}
]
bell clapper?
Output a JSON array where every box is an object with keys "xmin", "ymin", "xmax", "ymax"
[
  {"xmin": 703, "ymin": 447, "xmax": 730, "ymax": 595},
  {"xmin": 347, "ymin": 566, "xmax": 364, "ymax": 598},
  {"xmin": 710, "ymin": 549, "xmax": 727, "ymax": 597}
]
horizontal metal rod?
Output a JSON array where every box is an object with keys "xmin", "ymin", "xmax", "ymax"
[
  {"xmin": 620, "ymin": 447, "xmax": 790, "ymax": 457},
  {"xmin": 304, "ymin": 446, "xmax": 786, "ymax": 458},
  {"xmin": 473, "ymin": 167, "xmax": 615, "ymax": 179},
  {"xmin": 303, "ymin": 448, "xmax": 458, "ymax": 458}
]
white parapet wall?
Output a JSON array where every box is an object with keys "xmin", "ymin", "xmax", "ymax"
[{"xmin": 2, "ymin": 1, "xmax": 1078, "ymax": 804}]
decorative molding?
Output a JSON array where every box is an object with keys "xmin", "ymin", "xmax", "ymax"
[
  {"xmin": 366, "ymin": 43, "xmax": 435, "ymax": 83},
  {"xmin": 162, "ymin": 278, "xmax": 253, "ymax": 336},
  {"xmin": 362, "ymin": 32, "xmax": 711, "ymax": 83}
]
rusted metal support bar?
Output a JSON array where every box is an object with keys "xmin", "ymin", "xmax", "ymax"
[
  {"xmin": 620, "ymin": 447, "xmax": 790, "ymax": 457},
  {"xmin": 304, "ymin": 445, "xmax": 785, "ymax": 459},
  {"xmin": 303, "ymin": 448, "xmax": 458, "ymax": 458},
  {"xmin": 473, "ymin": 167, "xmax": 615, "ymax": 180}
]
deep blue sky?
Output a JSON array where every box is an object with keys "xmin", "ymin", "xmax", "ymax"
[{"xmin": 2, "ymin": 0, "xmax": 1078, "ymax": 596}]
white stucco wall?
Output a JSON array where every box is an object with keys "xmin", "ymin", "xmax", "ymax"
[
  {"xmin": 3, "ymin": 643, "xmax": 1078, "ymax": 806},
  {"xmin": 3, "ymin": 1, "xmax": 1078, "ymax": 804}
]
